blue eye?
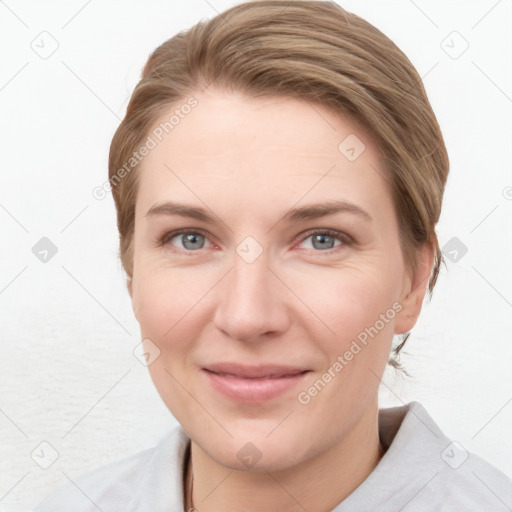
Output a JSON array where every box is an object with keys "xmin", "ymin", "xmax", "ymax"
[
  {"xmin": 300, "ymin": 232, "xmax": 343, "ymax": 251},
  {"xmin": 163, "ymin": 231, "xmax": 209, "ymax": 251},
  {"xmin": 301, "ymin": 229, "xmax": 351, "ymax": 252},
  {"xmin": 158, "ymin": 228, "xmax": 352, "ymax": 254}
]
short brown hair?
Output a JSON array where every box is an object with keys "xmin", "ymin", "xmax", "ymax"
[{"xmin": 109, "ymin": 0, "xmax": 449, "ymax": 360}]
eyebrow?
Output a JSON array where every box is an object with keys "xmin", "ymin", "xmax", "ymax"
[{"xmin": 145, "ymin": 199, "xmax": 372, "ymax": 223}]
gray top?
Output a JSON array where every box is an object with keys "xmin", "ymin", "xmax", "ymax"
[{"xmin": 33, "ymin": 402, "xmax": 512, "ymax": 511}]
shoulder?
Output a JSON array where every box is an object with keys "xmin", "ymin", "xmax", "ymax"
[
  {"xmin": 426, "ymin": 446, "xmax": 512, "ymax": 510},
  {"xmin": 389, "ymin": 402, "xmax": 512, "ymax": 510},
  {"xmin": 338, "ymin": 401, "xmax": 512, "ymax": 511},
  {"xmin": 32, "ymin": 426, "xmax": 189, "ymax": 512}
]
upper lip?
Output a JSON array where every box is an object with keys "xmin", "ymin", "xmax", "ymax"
[{"xmin": 204, "ymin": 362, "xmax": 310, "ymax": 379}]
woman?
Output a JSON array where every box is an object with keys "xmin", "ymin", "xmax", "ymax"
[{"xmin": 34, "ymin": 1, "xmax": 512, "ymax": 510}]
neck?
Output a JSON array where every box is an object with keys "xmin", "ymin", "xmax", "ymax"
[{"xmin": 185, "ymin": 402, "xmax": 384, "ymax": 512}]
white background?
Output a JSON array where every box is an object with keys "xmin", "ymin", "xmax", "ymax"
[{"xmin": 1, "ymin": 0, "xmax": 511, "ymax": 510}]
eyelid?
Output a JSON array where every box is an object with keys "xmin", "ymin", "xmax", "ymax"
[
  {"xmin": 293, "ymin": 228, "xmax": 354, "ymax": 254},
  {"xmin": 156, "ymin": 227, "xmax": 215, "ymax": 251},
  {"xmin": 157, "ymin": 227, "xmax": 354, "ymax": 253},
  {"xmin": 295, "ymin": 228, "xmax": 354, "ymax": 246}
]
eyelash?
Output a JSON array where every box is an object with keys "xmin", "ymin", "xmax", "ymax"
[{"xmin": 156, "ymin": 228, "xmax": 354, "ymax": 255}]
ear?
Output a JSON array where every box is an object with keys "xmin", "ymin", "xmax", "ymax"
[
  {"xmin": 394, "ymin": 243, "xmax": 434, "ymax": 335},
  {"xmin": 127, "ymin": 277, "xmax": 139, "ymax": 321}
]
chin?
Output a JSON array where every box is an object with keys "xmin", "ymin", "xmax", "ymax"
[
  {"xmin": 193, "ymin": 424, "xmax": 314, "ymax": 473},
  {"xmin": 210, "ymin": 440, "xmax": 308, "ymax": 473}
]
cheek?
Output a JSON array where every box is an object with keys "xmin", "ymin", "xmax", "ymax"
[
  {"xmin": 300, "ymin": 265, "xmax": 400, "ymax": 351},
  {"xmin": 131, "ymin": 267, "xmax": 214, "ymax": 349},
  {"xmin": 294, "ymin": 269, "xmax": 400, "ymax": 412},
  {"xmin": 133, "ymin": 278, "xmax": 174, "ymax": 339},
  {"xmin": 131, "ymin": 269, "xmax": 211, "ymax": 422}
]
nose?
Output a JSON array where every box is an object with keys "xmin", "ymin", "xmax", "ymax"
[{"xmin": 212, "ymin": 247, "xmax": 291, "ymax": 343}]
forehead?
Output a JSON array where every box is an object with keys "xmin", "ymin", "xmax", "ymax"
[{"xmin": 135, "ymin": 89, "xmax": 392, "ymax": 219}]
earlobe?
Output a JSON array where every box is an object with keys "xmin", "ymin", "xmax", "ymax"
[{"xmin": 394, "ymin": 243, "xmax": 434, "ymax": 335}]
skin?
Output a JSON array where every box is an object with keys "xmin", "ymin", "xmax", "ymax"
[{"xmin": 128, "ymin": 88, "xmax": 433, "ymax": 512}]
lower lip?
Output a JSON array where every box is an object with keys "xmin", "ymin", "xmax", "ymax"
[{"xmin": 203, "ymin": 370, "xmax": 310, "ymax": 403}]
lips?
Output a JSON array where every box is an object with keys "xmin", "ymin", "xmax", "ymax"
[
  {"xmin": 202, "ymin": 363, "xmax": 311, "ymax": 403},
  {"xmin": 204, "ymin": 362, "xmax": 309, "ymax": 379}
]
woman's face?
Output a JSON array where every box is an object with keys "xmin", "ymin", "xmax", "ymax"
[{"xmin": 129, "ymin": 89, "xmax": 428, "ymax": 471}]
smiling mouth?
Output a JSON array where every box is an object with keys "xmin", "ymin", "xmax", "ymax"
[{"xmin": 202, "ymin": 364, "xmax": 311, "ymax": 402}]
